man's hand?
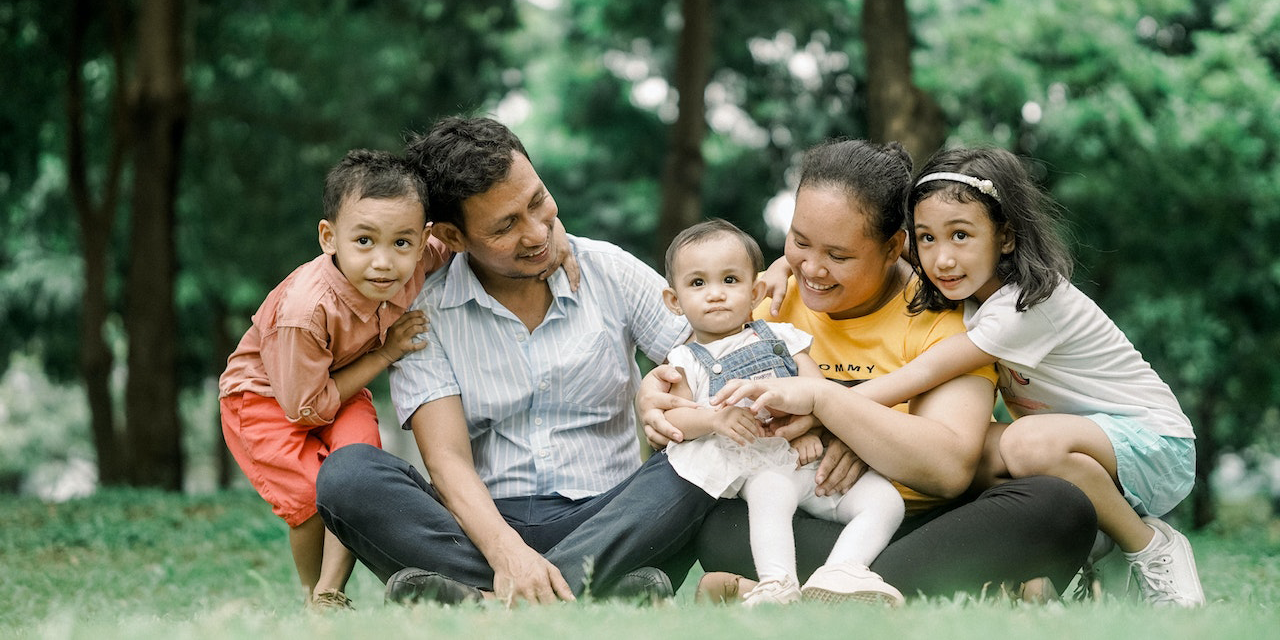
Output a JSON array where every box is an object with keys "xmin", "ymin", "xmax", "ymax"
[
  {"xmin": 813, "ymin": 437, "xmax": 868, "ymax": 497},
  {"xmin": 490, "ymin": 542, "xmax": 576, "ymax": 606},
  {"xmin": 376, "ymin": 310, "xmax": 429, "ymax": 364},
  {"xmin": 638, "ymin": 365, "xmax": 698, "ymax": 449}
]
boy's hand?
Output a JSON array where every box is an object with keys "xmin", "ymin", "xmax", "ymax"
[
  {"xmin": 708, "ymin": 406, "xmax": 762, "ymax": 446},
  {"xmin": 759, "ymin": 256, "xmax": 792, "ymax": 317},
  {"xmin": 377, "ymin": 310, "xmax": 429, "ymax": 364},
  {"xmin": 790, "ymin": 432, "xmax": 824, "ymax": 467},
  {"xmin": 541, "ymin": 218, "xmax": 581, "ymax": 291}
]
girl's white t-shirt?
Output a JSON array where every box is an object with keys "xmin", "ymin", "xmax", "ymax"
[{"xmin": 964, "ymin": 281, "xmax": 1194, "ymax": 439}]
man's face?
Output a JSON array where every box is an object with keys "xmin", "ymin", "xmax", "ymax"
[{"xmin": 436, "ymin": 152, "xmax": 558, "ymax": 285}]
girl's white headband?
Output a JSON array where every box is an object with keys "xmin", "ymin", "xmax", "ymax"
[{"xmin": 915, "ymin": 172, "xmax": 1001, "ymax": 202}]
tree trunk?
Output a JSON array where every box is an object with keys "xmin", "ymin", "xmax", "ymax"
[
  {"xmin": 1191, "ymin": 389, "xmax": 1218, "ymax": 529},
  {"xmin": 655, "ymin": 0, "xmax": 714, "ymax": 262},
  {"xmin": 862, "ymin": 0, "xmax": 945, "ymax": 166},
  {"xmin": 123, "ymin": 0, "xmax": 188, "ymax": 489},
  {"xmin": 67, "ymin": 0, "xmax": 130, "ymax": 485},
  {"xmin": 212, "ymin": 299, "xmax": 235, "ymax": 489}
]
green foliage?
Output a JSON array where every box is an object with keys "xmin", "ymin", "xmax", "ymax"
[{"xmin": 3, "ymin": 0, "xmax": 1280, "ymax": 496}]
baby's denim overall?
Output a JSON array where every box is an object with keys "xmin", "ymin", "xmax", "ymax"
[{"xmin": 687, "ymin": 320, "xmax": 798, "ymax": 395}]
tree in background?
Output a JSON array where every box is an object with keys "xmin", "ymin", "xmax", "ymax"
[
  {"xmin": 4, "ymin": 0, "xmax": 1279, "ymax": 518},
  {"xmin": 122, "ymin": 0, "xmax": 187, "ymax": 489},
  {"xmin": 656, "ymin": 0, "xmax": 713, "ymax": 259},
  {"xmin": 66, "ymin": 0, "xmax": 129, "ymax": 484},
  {"xmin": 863, "ymin": 0, "xmax": 943, "ymax": 162}
]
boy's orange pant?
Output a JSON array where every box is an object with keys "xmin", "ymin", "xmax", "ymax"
[{"xmin": 221, "ymin": 390, "xmax": 382, "ymax": 527}]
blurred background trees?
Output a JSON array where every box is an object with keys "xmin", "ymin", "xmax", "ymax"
[{"xmin": 2, "ymin": 0, "xmax": 1277, "ymax": 527}]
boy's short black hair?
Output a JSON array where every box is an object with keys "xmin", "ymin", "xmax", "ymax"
[
  {"xmin": 664, "ymin": 218, "xmax": 765, "ymax": 285},
  {"xmin": 322, "ymin": 149, "xmax": 427, "ymax": 222}
]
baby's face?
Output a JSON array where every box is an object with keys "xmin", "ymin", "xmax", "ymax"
[
  {"xmin": 319, "ymin": 194, "xmax": 427, "ymax": 302},
  {"xmin": 668, "ymin": 235, "xmax": 760, "ymax": 343}
]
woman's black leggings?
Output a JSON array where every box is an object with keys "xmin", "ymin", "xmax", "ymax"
[{"xmin": 696, "ymin": 475, "xmax": 1097, "ymax": 598}]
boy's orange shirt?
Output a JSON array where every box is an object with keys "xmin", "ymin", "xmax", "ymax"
[{"xmin": 218, "ymin": 237, "xmax": 451, "ymax": 426}]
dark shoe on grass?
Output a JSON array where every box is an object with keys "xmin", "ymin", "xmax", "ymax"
[
  {"xmin": 384, "ymin": 568, "xmax": 483, "ymax": 606},
  {"xmin": 601, "ymin": 567, "xmax": 673, "ymax": 604}
]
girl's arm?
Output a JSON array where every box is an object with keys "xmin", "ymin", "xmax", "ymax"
[
  {"xmin": 758, "ymin": 256, "xmax": 793, "ymax": 317},
  {"xmin": 853, "ymin": 332, "xmax": 998, "ymax": 407},
  {"xmin": 763, "ymin": 350, "xmax": 824, "ymax": 442}
]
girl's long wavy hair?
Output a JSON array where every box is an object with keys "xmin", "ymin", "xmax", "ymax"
[{"xmin": 907, "ymin": 147, "xmax": 1074, "ymax": 313}]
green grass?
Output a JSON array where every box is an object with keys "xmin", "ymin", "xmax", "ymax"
[{"xmin": 3, "ymin": 490, "xmax": 1279, "ymax": 639}]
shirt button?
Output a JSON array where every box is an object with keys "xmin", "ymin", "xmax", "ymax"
[
  {"xmin": 534, "ymin": 417, "xmax": 543, "ymax": 426},
  {"xmin": 301, "ymin": 408, "xmax": 312, "ymax": 416},
  {"xmin": 539, "ymin": 381, "xmax": 549, "ymax": 391},
  {"xmin": 516, "ymin": 334, "xmax": 527, "ymax": 342},
  {"xmin": 539, "ymin": 450, "xmax": 550, "ymax": 459}
]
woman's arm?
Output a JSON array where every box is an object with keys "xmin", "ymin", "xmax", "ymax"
[{"xmin": 717, "ymin": 373, "xmax": 995, "ymax": 499}]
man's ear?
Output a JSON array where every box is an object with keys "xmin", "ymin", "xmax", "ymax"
[
  {"xmin": 318, "ymin": 219, "xmax": 337, "ymax": 255},
  {"xmin": 433, "ymin": 222, "xmax": 467, "ymax": 253},
  {"xmin": 750, "ymin": 278, "xmax": 768, "ymax": 307},
  {"xmin": 662, "ymin": 287, "xmax": 683, "ymax": 316}
]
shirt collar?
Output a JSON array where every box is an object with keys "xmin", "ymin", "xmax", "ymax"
[{"xmin": 438, "ymin": 249, "xmax": 581, "ymax": 310}]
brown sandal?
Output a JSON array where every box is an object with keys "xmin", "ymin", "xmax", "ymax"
[{"xmin": 695, "ymin": 571, "xmax": 756, "ymax": 604}]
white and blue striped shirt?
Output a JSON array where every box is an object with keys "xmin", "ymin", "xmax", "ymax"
[{"xmin": 390, "ymin": 236, "xmax": 690, "ymax": 499}]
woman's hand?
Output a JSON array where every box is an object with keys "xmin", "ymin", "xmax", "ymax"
[
  {"xmin": 638, "ymin": 365, "xmax": 698, "ymax": 449},
  {"xmin": 758, "ymin": 256, "xmax": 793, "ymax": 317},
  {"xmin": 814, "ymin": 437, "xmax": 867, "ymax": 497}
]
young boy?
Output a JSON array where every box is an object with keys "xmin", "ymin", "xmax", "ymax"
[
  {"xmin": 660, "ymin": 219, "xmax": 905, "ymax": 606},
  {"xmin": 219, "ymin": 149, "xmax": 448, "ymax": 609}
]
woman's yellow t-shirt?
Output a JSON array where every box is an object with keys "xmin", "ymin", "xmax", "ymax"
[{"xmin": 755, "ymin": 275, "xmax": 998, "ymax": 512}]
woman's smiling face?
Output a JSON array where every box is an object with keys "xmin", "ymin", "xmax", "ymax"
[{"xmin": 784, "ymin": 184, "xmax": 904, "ymax": 320}]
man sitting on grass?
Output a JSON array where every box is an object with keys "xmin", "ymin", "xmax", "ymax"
[{"xmin": 316, "ymin": 116, "xmax": 716, "ymax": 605}]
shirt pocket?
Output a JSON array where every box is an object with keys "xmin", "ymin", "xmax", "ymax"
[{"xmin": 561, "ymin": 330, "xmax": 629, "ymax": 409}]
